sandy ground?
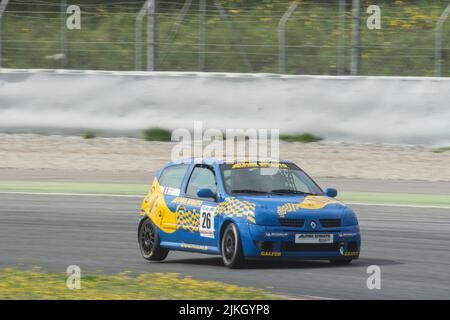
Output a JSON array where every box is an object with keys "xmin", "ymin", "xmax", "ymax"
[{"xmin": 0, "ymin": 134, "xmax": 449, "ymax": 181}]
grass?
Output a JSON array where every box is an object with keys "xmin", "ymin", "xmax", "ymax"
[
  {"xmin": 81, "ymin": 131, "xmax": 96, "ymax": 139},
  {"xmin": 0, "ymin": 268, "xmax": 276, "ymax": 300},
  {"xmin": 143, "ymin": 128, "xmax": 172, "ymax": 142},
  {"xmin": 280, "ymin": 133, "xmax": 323, "ymax": 143},
  {"xmin": 1, "ymin": 181, "xmax": 449, "ymax": 207},
  {"xmin": 431, "ymin": 147, "xmax": 450, "ymax": 153}
]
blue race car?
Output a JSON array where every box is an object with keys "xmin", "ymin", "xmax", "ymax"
[{"xmin": 138, "ymin": 158, "xmax": 361, "ymax": 268}]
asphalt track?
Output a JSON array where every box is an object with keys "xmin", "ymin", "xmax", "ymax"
[{"xmin": 1, "ymin": 190, "xmax": 449, "ymax": 299}]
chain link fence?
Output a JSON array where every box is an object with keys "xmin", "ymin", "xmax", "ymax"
[{"xmin": 0, "ymin": 0, "xmax": 449, "ymax": 76}]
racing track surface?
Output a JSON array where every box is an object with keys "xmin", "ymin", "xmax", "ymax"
[{"xmin": 1, "ymin": 192, "xmax": 449, "ymax": 299}]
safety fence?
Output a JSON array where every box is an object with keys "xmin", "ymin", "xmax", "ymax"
[{"xmin": 0, "ymin": 0, "xmax": 450, "ymax": 76}]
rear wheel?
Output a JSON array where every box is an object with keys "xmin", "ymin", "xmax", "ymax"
[
  {"xmin": 221, "ymin": 223, "xmax": 245, "ymax": 269},
  {"xmin": 138, "ymin": 218, "xmax": 169, "ymax": 261},
  {"xmin": 329, "ymin": 259, "xmax": 352, "ymax": 265}
]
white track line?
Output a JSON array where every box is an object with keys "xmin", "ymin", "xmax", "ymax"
[
  {"xmin": 0, "ymin": 191, "xmax": 449, "ymax": 209},
  {"xmin": 0, "ymin": 191, "xmax": 142, "ymax": 198},
  {"xmin": 345, "ymin": 201, "xmax": 450, "ymax": 209}
]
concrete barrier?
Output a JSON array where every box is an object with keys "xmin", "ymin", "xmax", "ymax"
[{"xmin": 0, "ymin": 69, "xmax": 449, "ymax": 144}]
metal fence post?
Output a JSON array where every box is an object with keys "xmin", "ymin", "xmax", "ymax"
[
  {"xmin": 147, "ymin": 0, "xmax": 157, "ymax": 71},
  {"xmin": 435, "ymin": 4, "xmax": 450, "ymax": 77},
  {"xmin": 166, "ymin": 0, "xmax": 192, "ymax": 46},
  {"xmin": 350, "ymin": 0, "xmax": 360, "ymax": 75},
  {"xmin": 214, "ymin": 0, "xmax": 252, "ymax": 72},
  {"xmin": 135, "ymin": 0, "xmax": 150, "ymax": 71},
  {"xmin": 159, "ymin": 0, "xmax": 192, "ymax": 66},
  {"xmin": 338, "ymin": 0, "xmax": 346, "ymax": 75},
  {"xmin": 199, "ymin": 0, "xmax": 206, "ymax": 71},
  {"xmin": 0, "ymin": 0, "xmax": 10, "ymax": 68},
  {"xmin": 278, "ymin": 2, "xmax": 299, "ymax": 74},
  {"xmin": 61, "ymin": 0, "xmax": 68, "ymax": 68}
]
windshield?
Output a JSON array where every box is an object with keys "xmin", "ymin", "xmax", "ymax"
[{"xmin": 221, "ymin": 163, "xmax": 323, "ymax": 195}]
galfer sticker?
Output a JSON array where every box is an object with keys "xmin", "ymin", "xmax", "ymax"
[{"xmin": 199, "ymin": 205, "xmax": 216, "ymax": 238}]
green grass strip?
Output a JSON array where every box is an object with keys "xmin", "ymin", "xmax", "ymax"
[
  {"xmin": 0, "ymin": 181, "xmax": 449, "ymax": 207},
  {"xmin": 339, "ymin": 192, "xmax": 450, "ymax": 207},
  {"xmin": 0, "ymin": 181, "xmax": 148, "ymax": 195},
  {"xmin": 0, "ymin": 268, "xmax": 276, "ymax": 300},
  {"xmin": 280, "ymin": 133, "xmax": 323, "ymax": 143}
]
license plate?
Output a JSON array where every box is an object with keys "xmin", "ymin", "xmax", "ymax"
[{"xmin": 295, "ymin": 233, "xmax": 333, "ymax": 244}]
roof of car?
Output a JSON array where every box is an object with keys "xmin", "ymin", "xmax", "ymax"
[{"xmin": 167, "ymin": 157, "xmax": 293, "ymax": 166}]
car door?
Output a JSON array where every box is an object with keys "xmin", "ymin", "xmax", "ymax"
[{"xmin": 179, "ymin": 164, "xmax": 220, "ymax": 247}]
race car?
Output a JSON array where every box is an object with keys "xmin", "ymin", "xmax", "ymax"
[{"xmin": 138, "ymin": 158, "xmax": 361, "ymax": 268}]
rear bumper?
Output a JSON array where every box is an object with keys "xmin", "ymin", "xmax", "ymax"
[{"xmin": 240, "ymin": 223, "xmax": 361, "ymax": 259}]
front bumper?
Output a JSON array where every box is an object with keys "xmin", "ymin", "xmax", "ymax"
[{"xmin": 241, "ymin": 223, "xmax": 361, "ymax": 259}]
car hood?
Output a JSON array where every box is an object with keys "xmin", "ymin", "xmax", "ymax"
[{"xmin": 230, "ymin": 194, "xmax": 356, "ymax": 227}]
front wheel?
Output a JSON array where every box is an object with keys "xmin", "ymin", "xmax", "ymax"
[
  {"xmin": 221, "ymin": 223, "xmax": 245, "ymax": 269},
  {"xmin": 138, "ymin": 218, "xmax": 169, "ymax": 261}
]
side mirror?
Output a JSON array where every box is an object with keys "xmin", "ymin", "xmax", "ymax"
[
  {"xmin": 325, "ymin": 188, "xmax": 338, "ymax": 198},
  {"xmin": 197, "ymin": 188, "xmax": 217, "ymax": 200}
]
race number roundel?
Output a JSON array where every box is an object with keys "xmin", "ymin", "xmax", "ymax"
[{"xmin": 199, "ymin": 205, "xmax": 216, "ymax": 238}]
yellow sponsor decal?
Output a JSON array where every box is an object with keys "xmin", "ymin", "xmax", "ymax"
[
  {"xmin": 343, "ymin": 251, "xmax": 359, "ymax": 257},
  {"xmin": 141, "ymin": 179, "xmax": 206, "ymax": 234},
  {"xmin": 216, "ymin": 197, "xmax": 257, "ymax": 224},
  {"xmin": 172, "ymin": 197, "xmax": 203, "ymax": 207},
  {"xmin": 180, "ymin": 243, "xmax": 208, "ymax": 251},
  {"xmin": 277, "ymin": 196, "xmax": 340, "ymax": 217},
  {"xmin": 261, "ymin": 251, "xmax": 281, "ymax": 257},
  {"xmin": 177, "ymin": 205, "xmax": 200, "ymax": 233},
  {"xmin": 141, "ymin": 178, "xmax": 178, "ymax": 233},
  {"xmin": 231, "ymin": 162, "xmax": 288, "ymax": 169},
  {"xmin": 141, "ymin": 179, "xmax": 258, "ymax": 235}
]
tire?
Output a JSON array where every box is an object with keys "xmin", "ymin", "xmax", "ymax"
[
  {"xmin": 221, "ymin": 223, "xmax": 245, "ymax": 269},
  {"xmin": 138, "ymin": 218, "xmax": 169, "ymax": 261},
  {"xmin": 329, "ymin": 259, "xmax": 352, "ymax": 265}
]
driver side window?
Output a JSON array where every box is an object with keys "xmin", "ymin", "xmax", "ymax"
[{"xmin": 186, "ymin": 166, "xmax": 217, "ymax": 199}]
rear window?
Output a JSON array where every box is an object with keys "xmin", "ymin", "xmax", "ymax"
[{"xmin": 158, "ymin": 164, "xmax": 189, "ymax": 189}]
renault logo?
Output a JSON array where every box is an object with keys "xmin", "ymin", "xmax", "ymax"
[{"xmin": 310, "ymin": 220, "xmax": 317, "ymax": 229}]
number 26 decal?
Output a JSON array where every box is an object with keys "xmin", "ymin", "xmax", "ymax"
[{"xmin": 199, "ymin": 205, "xmax": 216, "ymax": 238}]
